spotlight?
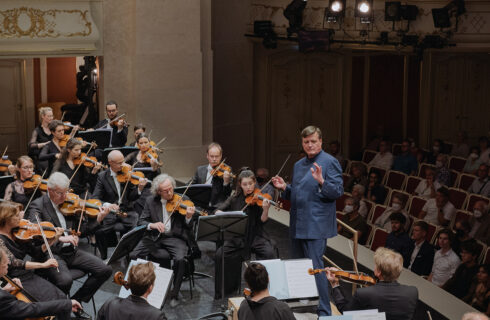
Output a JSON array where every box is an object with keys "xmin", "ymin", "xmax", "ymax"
[
  {"xmin": 284, "ymin": 0, "xmax": 307, "ymax": 36},
  {"xmin": 355, "ymin": 0, "xmax": 373, "ymax": 23},
  {"xmin": 325, "ymin": 0, "xmax": 346, "ymax": 22},
  {"xmin": 432, "ymin": 8, "xmax": 451, "ymax": 28},
  {"xmin": 385, "ymin": 2, "xmax": 401, "ymax": 21}
]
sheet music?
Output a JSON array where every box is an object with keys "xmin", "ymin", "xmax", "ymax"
[
  {"xmin": 119, "ymin": 259, "xmax": 173, "ymax": 309},
  {"xmin": 344, "ymin": 310, "xmax": 385, "ymax": 320},
  {"xmin": 253, "ymin": 259, "xmax": 289, "ymax": 299},
  {"xmin": 319, "ymin": 316, "xmax": 353, "ymax": 320},
  {"xmin": 284, "ymin": 259, "xmax": 318, "ymax": 299}
]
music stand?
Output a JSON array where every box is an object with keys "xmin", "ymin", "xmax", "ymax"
[
  {"xmin": 102, "ymin": 146, "xmax": 138, "ymax": 163},
  {"xmin": 106, "ymin": 225, "xmax": 146, "ymax": 265},
  {"xmin": 77, "ymin": 129, "xmax": 112, "ymax": 149},
  {"xmin": 174, "ymin": 184, "xmax": 213, "ymax": 211},
  {"xmin": 0, "ymin": 175, "xmax": 14, "ymax": 199},
  {"xmin": 196, "ymin": 212, "xmax": 248, "ymax": 299}
]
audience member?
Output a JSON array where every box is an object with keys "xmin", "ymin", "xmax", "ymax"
[
  {"xmin": 435, "ymin": 154, "xmax": 451, "ymax": 186},
  {"xmin": 392, "ymin": 140, "xmax": 418, "ymax": 175},
  {"xmin": 365, "ymin": 170, "xmax": 387, "ymax": 204},
  {"xmin": 428, "ymin": 229, "xmax": 461, "ymax": 287},
  {"xmin": 339, "ymin": 197, "xmax": 369, "ymax": 244},
  {"xmin": 368, "ymin": 140, "xmax": 393, "ymax": 170},
  {"xmin": 345, "ymin": 163, "xmax": 367, "ymax": 193},
  {"xmin": 373, "ymin": 194, "xmax": 409, "ymax": 232},
  {"xmin": 385, "ymin": 212, "xmax": 413, "ymax": 267},
  {"xmin": 470, "ymin": 201, "xmax": 490, "ymax": 245},
  {"xmin": 452, "ymin": 220, "xmax": 474, "ymax": 257},
  {"xmin": 419, "ymin": 187, "xmax": 456, "ymax": 227},
  {"xmin": 479, "ymin": 137, "xmax": 490, "ymax": 165},
  {"xmin": 465, "ymin": 147, "xmax": 483, "ymax": 174},
  {"xmin": 468, "ymin": 164, "xmax": 490, "ymax": 198},
  {"xmin": 329, "ymin": 140, "xmax": 344, "ymax": 168},
  {"xmin": 351, "ymin": 184, "xmax": 368, "ymax": 218},
  {"xmin": 414, "ymin": 167, "xmax": 441, "ymax": 199},
  {"xmin": 408, "ymin": 221, "xmax": 435, "ymax": 276},
  {"xmin": 442, "ymin": 241, "xmax": 480, "ymax": 299},
  {"xmin": 463, "ymin": 264, "xmax": 490, "ymax": 316},
  {"xmin": 427, "ymin": 139, "xmax": 445, "ymax": 165},
  {"xmin": 452, "ymin": 131, "xmax": 470, "ymax": 158}
]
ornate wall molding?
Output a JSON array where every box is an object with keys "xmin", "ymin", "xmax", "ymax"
[{"xmin": 0, "ymin": 1, "xmax": 101, "ymax": 56}]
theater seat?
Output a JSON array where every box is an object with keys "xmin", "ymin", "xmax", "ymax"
[
  {"xmin": 405, "ymin": 176, "xmax": 423, "ymax": 194},
  {"xmin": 408, "ymin": 196, "xmax": 427, "ymax": 218},
  {"xmin": 458, "ymin": 174, "xmax": 476, "ymax": 190},
  {"xmin": 449, "ymin": 156, "xmax": 467, "ymax": 172},
  {"xmin": 385, "ymin": 170, "xmax": 407, "ymax": 190},
  {"xmin": 370, "ymin": 228, "xmax": 388, "ymax": 251},
  {"xmin": 448, "ymin": 188, "xmax": 468, "ymax": 210}
]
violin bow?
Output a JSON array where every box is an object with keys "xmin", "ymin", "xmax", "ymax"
[
  {"xmin": 33, "ymin": 212, "xmax": 59, "ymax": 272},
  {"xmin": 153, "ymin": 136, "xmax": 167, "ymax": 152},
  {"xmin": 1, "ymin": 145, "xmax": 8, "ymax": 158},
  {"xmin": 76, "ymin": 191, "xmax": 89, "ymax": 236},
  {"xmin": 68, "ymin": 143, "xmax": 95, "ymax": 185},
  {"xmin": 118, "ymin": 163, "xmax": 134, "ymax": 206},
  {"xmin": 322, "ymin": 255, "xmax": 342, "ymax": 270},
  {"xmin": 23, "ymin": 169, "xmax": 47, "ymax": 213},
  {"xmin": 60, "ymin": 111, "xmax": 66, "ymax": 121}
]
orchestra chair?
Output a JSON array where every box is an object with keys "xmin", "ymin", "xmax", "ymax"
[
  {"xmin": 450, "ymin": 210, "xmax": 472, "ymax": 230},
  {"xmin": 336, "ymin": 192, "xmax": 351, "ymax": 212},
  {"xmin": 418, "ymin": 163, "xmax": 436, "ymax": 178},
  {"xmin": 449, "ymin": 156, "xmax": 467, "ymax": 172},
  {"xmin": 458, "ymin": 173, "xmax": 477, "ymax": 190},
  {"xmin": 408, "ymin": 196, "xmax": 427, "ymax": 218},
  {"xmin": 369, "ymin": 204, "xmax": 387, "ymax": 224},
  {"xmin": 362, "ymin": 150, "xmax": 377, "ymax": 164},
  {"xmin": 70, "ymin": 269, "xmax": 97, "ymax": 315},
  {"xmin": 465, "ymin": 194, "xmax": 490, "ymax": 211},
  {"xmin": 405, "ymin": 176, "xmax": 423, "ymax": 194},
  {"xmin": 449, "ymin": 170, "xmax": 459, "ymax": 187},
  {"xmin": 448, "ymin": 188, "xmax": 468, "ymax": 210},
  {"xmin": 385, "ymin": 170, "xmax": 407, "ymax": 190},
  {"xmin": 369, "ymin": 228, "xmax": 388, "ymax": 251}
]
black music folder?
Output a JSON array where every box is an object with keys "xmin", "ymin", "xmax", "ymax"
[
  {"xmin": 77, "ymin": 129, "xmax": 112, "ymax": 149},
  {"xmin": 101, "ymin": 146, "xmax": 138, "ymax": 163}
]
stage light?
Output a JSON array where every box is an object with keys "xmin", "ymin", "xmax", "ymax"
[
  {"xmin": 325, "ymin": 0, "xmax": 346, "ymax": 22},
  {"xmin": 284, "ymin": 0, "xmax": 307, "ymax": 36},
  {"xmin": 331, "ymin": 0, "xmax": 343, "ymax": 12},
  {"xmin": 385, "ymin": 2, "xmax": 401, "ymax": 21},
  {"xmin": 355, "ymin": 0, "xmax": 373, "ymax": 23}
]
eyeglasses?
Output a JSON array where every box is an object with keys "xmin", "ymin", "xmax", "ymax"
[
  {"xmin": 20, "ymin": 166, "xmax": 34, "ymax": 170},
  {"xmin": 51, "ymin": 189, "xmax": 67, "ymax": 197}
]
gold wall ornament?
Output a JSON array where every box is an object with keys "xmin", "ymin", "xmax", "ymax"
[{"xmin": 0, "ymin": 7, "xmax": 92, "ymax": 39}]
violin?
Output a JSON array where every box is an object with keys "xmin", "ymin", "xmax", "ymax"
[
  {"xmin": 110, "ymin": 113, "xmax": 130, "ymax": 128},
  {"xmin": 141, "ymin": 149, "xmax": 161, "ymax": 165},
  {"xmin": 243, "ymin": 288, "xmax": 252, "ymax": 296},
  {"xmin": 308, "ymin": 268, "xmax": 376, "ymax": 286},
  {"xmin": 113, "ymin": 271, "xmax": 130, "ymax": 290},
  {"xmin": 245, "ymin": 189, "xmax": 282, "ymax": 208},
  {"xmin": 58, "ymin": 136, "xmax": 97, "ymax": 149},
  {"xmin": 166, "ymin": 194, "xmax": 208, "ymax": 216},
  {"xmin": 116, "ymin": 165, "xmax": 151, "ymax": 185},
  {"xmin": 0, "ymin": 155, "xmax": 12, "ymax": 172},
  {"xmin": 23, "ymin": 175, "xmax": 48, "ymax": 192},
  {"xmin": 73, "ymin": 153, "xmax": 107, "ymax": 170},
  {"xmin": 13, "ymin": 219, "xmax": 79, "ymax": 242},
  {"xmin": 210, "ymin": 163, "xmax": 236, "ymax": 179},
  {"xmin": 60, "ymin": 193, "xmax": 127, "ymax": 218}
]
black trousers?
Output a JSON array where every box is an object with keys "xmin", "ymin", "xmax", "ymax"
[
  {"xmin": 214, "ymin": 235, "xmax": 276, "ymax": 298},
  {"xmin": 19, "ymin": 271, "xmax": 67, "ymax": 301},
  {"xmin": 94, "ymin": 211, "xmax": 138, "ymax": 258},
  {"xmin": 130, "ymin": 235, "xmax": 188, "ymax": 299},
  {"xmin": 37, "ymin": 248, "xmax": 112, "ymax": 303}
]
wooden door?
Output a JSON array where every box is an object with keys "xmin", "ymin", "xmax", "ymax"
[{"xmin": 0, "ymin": 60, "xmax": 26, "ymax": 160}]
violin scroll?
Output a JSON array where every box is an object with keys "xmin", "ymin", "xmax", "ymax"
[{"xmin": 113, "ymin": 271, "xmax": 130, "ymax": 290}]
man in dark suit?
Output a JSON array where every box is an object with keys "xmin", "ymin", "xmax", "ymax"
[
  {"xmin": 272, "ymin": 126, "xmax": 344, "ymax": 317},
  {"xmin": 190, "ymin": 142, "xmax": 232, "ymax": 208},
  {"xmin": 25, "ymin": 172, "xmax": 112, "ymax": 303},
  {"xmin": 130, "ymin": 173, "xmax": 195, "ymax": 307},
  {"xmin": 93, "ymin": 100, "xmax": 128, "ymax": 147},
  {"xmin": 92, "ymin": 150, "xmax": 146, "ymax": 259},
  {"xmin": 408, "ymin": 220, "xmax": 435, "ymax": 276},
  {"xmin": 0, "ymin": 247, "xmax": 81, "ymax": 320},
  {"xmin": 326, "ymin": 247, "xmax": 418, "ymax": 320},
  {"xmin": 97, "ymin": 262, "xmax": 167, "ymax": 320}
]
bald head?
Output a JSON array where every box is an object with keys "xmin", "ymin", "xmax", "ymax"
[{"xmin": 108, "ymin": 150, "xmax": 125, "ymax": 172}]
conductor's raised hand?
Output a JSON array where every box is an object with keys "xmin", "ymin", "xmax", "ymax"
[
  {"xmin": 310, "ymin": 162, "xmax": 324, "ymax": 185},
  {"xmin": 271, "ymin": 176, "xmax": 286, "ymax": 191}
]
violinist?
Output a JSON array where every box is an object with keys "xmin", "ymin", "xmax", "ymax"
[
  {"xmin": 28, "ymin": 107, "xmax": 53, "ymax": 170},
  {"xmin": 191, "ymin": 142, "xmax": 232, "ymax": 207},
  {"xmin": 325, "ymin": 247, "xmax": 418, "ymax": 320},
  {"xmin": 125, "ymin": 132, "xmax": 161, "ymax": 181},
  {"xmin": 4, "ymin": 156, "xmax": 42, "ymax": 208},
  {"xmin": 38, "ymin": 120, "xmax": 65, "ymax": 175},
  {"xmin": 0, "ymin": 247, "xmax": 82, "ymax": 320},
  {"xmin": 0, "ymin": 201, "xmax": 68, "ymax": 303},
  {"xmin": 130, "ymin": 174, "xmax": 195, "ymax": 307},
  {"xmin": 25, "ymin": 172, "xmax": 112, "ymax": 303},
  {"xmin": 97, "ymin": 262, "xmax": 167, "ymax": 320},
  {"xmin": 92, "ymin": 101, "xmax": 128, "ymax": 147},
  {"xmin": 129, "ymin": 123, "xmax": 146, "ymax": 147},
  {"xmin": 92, "ymin": 150, "xmax": 144, "ymax": 259},
  {"xmin": 52, "ymin": 138, "xmax": 102, "ymax": 196},
  {"xmin": 214, "ymin": 169, "xmax": 277, "ymax": 299}
]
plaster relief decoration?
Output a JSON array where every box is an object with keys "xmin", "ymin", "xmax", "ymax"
[{"xmin": 0, "ymin": 1, "xmax": 101, "ymax": 56}]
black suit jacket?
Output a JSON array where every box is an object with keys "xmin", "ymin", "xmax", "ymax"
[
  {"xmin": 191, "ymin": 164, "xmax": 232, "ymax": 207},
  {"xmin": 0, "ymin": 288, "xmax": 71, "ymax": 320},
  {"xmin": 92, "ymin": 169, "xmax": 139, "ymax": 211},
  {"xmin": 97, "ymin": 295, "xmax": 166, "ymax": 320},
  {"xmin": 409, "ymin": 241, "xmax": 435, "ymax": 276},
  {"xmin": 94, "ymin": 119, "xmax": 128, "ymax": 147},
  {"xmin": 139, "ymin": 195, "xmax": 193, "ymax": 242},
  {"xmin": 332, "ymin": 282, "xmax": 418, "ymax": 320}
]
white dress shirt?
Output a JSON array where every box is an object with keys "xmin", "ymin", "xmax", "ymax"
[
  {"xmin": 422, "ymin": 199, "xmax": 456, "ymax": 226},
  {"xmin": 409, "ymin": 240, "xmax": 424, "ymax": 268},
  {"xmin": 369, "ymin": 152, "xmax": 394, "ymax": 170},
  {"xmin": 431, "ymin": 248, "xmax": 460, "ymax": 286},
  {"xmin": 414, "ymin": 180, "xmax": 441, "ymax": 199},
  {"xmin": 205, "ymin": 164, "xmax": 213, "ymax": 185}
]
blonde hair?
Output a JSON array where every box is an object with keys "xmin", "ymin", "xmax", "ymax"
[
  {"xmin": 0, "ymin": 201, "xmax": 22, "ymax": 228},
  {"xmin": 128, "ymin": 262, "xmax": 156, "ymax": 296},
  {"xmin": 373, "ymin": 247, "xmax": 403, "ymax": 282},
  {"xmin": 39, "ymin": 106, "xmax": 53, "ymax": 118}
]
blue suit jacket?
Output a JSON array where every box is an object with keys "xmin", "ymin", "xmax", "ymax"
[{"xmin": 283, "ymin": 150, "xmax": 343, "ymax": 239}]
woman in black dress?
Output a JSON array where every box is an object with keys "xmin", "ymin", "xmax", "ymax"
[
  {"xmin": 39, "ymin": 120, "xmax": 65, "ymax": 175},
  {"xmin": 125, "ymin": 132, "xmax": 160, "ymax": 181},
  {"xmin": 214, "ymin": 169, "xmax": 277, "ymax": 298},
  {"xmin": 52, "ymin": 138, "xmax": 101, "ymax": 197},
  {"xmin": 28, "ymin": 107, "xmax": 53, "ymax": 171},
  {"xmin": 0, "ymin": 201, "xmax": 68, "ymax": 302},
  {"xmin": 4, "ymin": 156, "xmax": 42, "ymax": 208}
]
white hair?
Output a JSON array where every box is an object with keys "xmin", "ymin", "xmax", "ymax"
[
  {"xmin": 47, "ymin": 172, "xmax": 70, "ymax": 190},
  {"xmin": 107, "ymin": 150, "xmax": 123, "ymax": 162},
  {"xmin": 462, "ymin": 312, "xmax": 489, "ymax": 320},
  {"xmin": 150, "ymin": 174, "xmax": 176, "ymax": 196},
  {"xmin": 353, "ymin": 184, "xmax": 365, "ymax": 195}
]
